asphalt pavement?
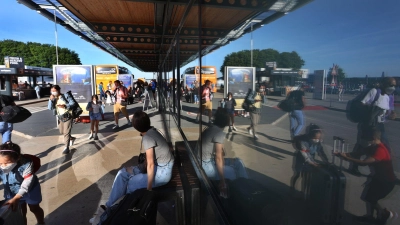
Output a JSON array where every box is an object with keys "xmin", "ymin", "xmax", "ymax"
[{"xmin": 1, "ymin": 94, "xmax": 399, "ymax": 225}]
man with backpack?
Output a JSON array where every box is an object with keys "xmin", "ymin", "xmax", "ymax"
[
  {"xmin": 348, "ymin": 77, "xmax": 396, "ymax": 176},
  {"xmin": 288, "ymin": 85, "xmax": 306, "ymax": 139},
  {"xmin": 244, "ymin": 88, "xmax": 263, "ymax": 140},
  {"xmin": 48, "ymin": 85, "xmax": 78, "ymax": 154}
]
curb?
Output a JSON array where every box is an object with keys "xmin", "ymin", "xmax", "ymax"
[{"xmin": 17, "ymin": 99, "xmax": 48, "ymax": 106}]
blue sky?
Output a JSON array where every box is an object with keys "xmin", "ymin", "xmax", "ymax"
[{"xmin": 1, "ymin": 0, "xmax": 400, "ymax": 79}]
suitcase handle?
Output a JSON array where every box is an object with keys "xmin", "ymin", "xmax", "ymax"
[{"xmin": 332, "ymin": 137, "xmax": 346, "ymax": 171}]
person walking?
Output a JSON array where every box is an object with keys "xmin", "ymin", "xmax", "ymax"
[
  {"xmin": 196, "ymin": 80, "xmax": 213, "ymax": 123},
  {"xmin": 338, "ymin": 82, "xmax": 344, "ymax": 101},
  {"xmin": 288, "ymin": 85, "xmax": 306, "ymax": 139},
  {"xmin": 245, "ymin": 88, "xmax": 263, "ymax": 140},
  {"xmin": 34, "ymin": 85, "xmax": 41, "ymax": 99},
  {"xmin": 86, "ymin": 95, "xmax": 104, "ymax": 140},
  {"xmin": 0, "ymin": 95, "xmax": 16, "ymax": 144},
  {"xmin": 98, "ymin": 82, "xmax": 105, "ymax": 101},
  {"xmin": 348, "ymin": 77, "xmax": 396, "ymax": 176},
  {"xmin": 48, "ymin": 85, "xmax": 77, "ymax": 154},
  {"xmin": 192, "ymin": 80, "xmax": 199, "ymax": 104},
  {"xmin": 222, "ymin": 92, "xmax": 237, "ymax": 132},
  {"xmin": 112, "ymin": 80, "xmax": 131, "ymax": 129}
]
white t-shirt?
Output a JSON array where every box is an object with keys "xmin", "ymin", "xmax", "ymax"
[
  {"xmin": 361, "ymin": 88, "xmax": 389, "ymax": 122},
  {"xmin": 361, "ymin": 88, "xmax": 389, "ymax": 110}
]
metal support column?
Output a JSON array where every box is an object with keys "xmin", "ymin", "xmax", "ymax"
[{"xmin": 176, "ymin": 35, "xmax": 181, "ymax": 127}]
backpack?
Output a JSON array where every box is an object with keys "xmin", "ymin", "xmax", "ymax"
[
  {"xmin": 64, "ymin": 91, "xmax": 83, "ymax": 119},
  {"xmin": 20, "ymin": 154, "xmax": 41, "ymax": 179},
  {"xmin": 346, "ymin": 88, "xmax": 382, "ymax": 124},
  {"xmin": 278, "ymin": 91, "xmax": 303, "ymax": 112},
  {"xmin": 0, "ymin": 96, "xmax": 32, "ymax": 123}
]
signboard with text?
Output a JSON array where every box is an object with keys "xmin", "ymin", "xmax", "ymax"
[{"xmin": 4, "ymin": 56, "xmax": 25, "ymax": 69}]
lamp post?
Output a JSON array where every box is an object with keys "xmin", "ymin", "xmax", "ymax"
[
  {"xmin": 54, "ymin": 9, "xmax": 59, "ymax": 65},
  {"xmin": 251, "ymin": 22, "xmax": 253, "ymax": 67},
  {"xmin": 250, "ymin": 20, "xmax": 262, "ymax": 67}
]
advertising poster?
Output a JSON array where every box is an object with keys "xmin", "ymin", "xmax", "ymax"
[
  {"xmin": 118, "ymin": 74, "xmax": 132, "ymax": 88},
  {"xmin": 224, "ymin": 66, "xmax": 255, "ymax": 98},
  {"xmin": 53, "ymin": 65, "xmax": 93, "ymax": 103},
  {"xmin": 313, "ymin": 70, "xmax": 326, "ymax": 100},
  {"xmin": 184, "ymin": 75, "xmax": 197, "ymax": 88},
  {"xmin": 94, "ymin": 65, "xmax": 118, "ymax": 93}
]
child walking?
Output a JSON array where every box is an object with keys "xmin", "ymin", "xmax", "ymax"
[
  {"xmin": 105, "ymin": 90, "xmax": 113, "ymax": 106},
  {"xmin": 86, "ymin": 95, "xmax": 104, "ymax": 140},
  {"xmin": 0, "ymin": 142, "xmax": 45, "ymax": 225},
  {"xmin": 223, "ymin": 92, "xmax": 237, "ymax": 132}
]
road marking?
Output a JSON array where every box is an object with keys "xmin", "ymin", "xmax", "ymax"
[
  {"xmin": 272, "ymin": 113, "xmax": 289, "ymax": 126},
  {"xmin": 12, "ymin": 130, "xmax": 34, "ymax": 139},
  {"xmin": 24, "ymin": 107, "xmax": 48, "ymax": 114}
]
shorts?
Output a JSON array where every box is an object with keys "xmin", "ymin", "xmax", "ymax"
[
  {"xmin": 201, "ymin": 100, "xmax": 212, "ymax": 111},
  {"xmin": 5, "ymin": 183, "xmax": 42, "ymax": 205},
  {"xmin": 362, "ymin": 179, "xmax": 395, "ymax": 204},
  {"xmin": 226, "ymin": 108, "xmax": 235, "ymax": 115},
  {"xmin": 90, "ymin": 112, "xmax": 102, "ymax": 121},
  {"xmin": 113, "ymin": 103, "xmax": 128, "ymax": 116}
]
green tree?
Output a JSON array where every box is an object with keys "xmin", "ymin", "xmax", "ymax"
[
  {"xmin": 220, "ymin": 48, "xmax": 304, "ymax": 74},
  {"xmin": 327, "ymin": 65, "xmax": 346, "ymax": 84},
  {"xmin": 0, "ymin": 39, "xmax": 81, "ymax": 67}
]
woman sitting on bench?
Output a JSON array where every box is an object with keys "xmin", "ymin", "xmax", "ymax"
[
  {"xmin": 105, "ymin": 111, "xmax": 174, "ymax": 207},
  {"xmin": 198, "ymin": 108, "xmax": 248, "ymax": 198}
]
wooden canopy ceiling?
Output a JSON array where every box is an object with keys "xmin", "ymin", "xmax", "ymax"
[{"xmin": 17, "ymin": 0, "xmax": 313, "ymax": 72}]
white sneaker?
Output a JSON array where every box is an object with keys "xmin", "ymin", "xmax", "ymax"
[
  {"xmin": 232, "ymin": 126, "xmax": 237, "ymax": 131},
  {"xmin": 88, "ymin": 133, "xmax": 93, "ymax": 140},
  {"xmin": 70, "ymin": 137, "xmax": 76, "ymax": 146},
  {"xmin": 247, "ymin": 128, "xmax": 253, "ymax": 135}
]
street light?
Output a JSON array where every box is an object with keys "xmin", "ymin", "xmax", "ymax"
[
  {"xmin": 250, "ymin": 20, "xmax": 262, "ymax": 67},
  {"xmin": 54, "ymin": 9, "xmax": 59, "ymax": 65}
]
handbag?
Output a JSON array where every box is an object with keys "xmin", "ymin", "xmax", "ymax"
[
  {"xmin": 0, "ymin": 96, "xmax": 32, "ymax": 123},
  {"xmin": 57, "ymin": 111, "xmax": 72, "ymax": 122}
]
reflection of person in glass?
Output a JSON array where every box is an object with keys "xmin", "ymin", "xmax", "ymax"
[
  {"xmin": 245, "ymin": 88, "xmax": 263, "ymax": 140},
  {"xmin": 197, "ymin": 108, "xmax": 248, "ymax": 198}
]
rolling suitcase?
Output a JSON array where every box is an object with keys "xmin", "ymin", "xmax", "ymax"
[
  {"xmin": 307, "ymin": 136, "xmax": 346, "ymax": 225},
  {"xmin": 222, "ymin": 178, "xmax": 285, "ymax": 225}
]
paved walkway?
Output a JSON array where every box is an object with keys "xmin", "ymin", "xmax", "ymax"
[{"xmin": 2, "ymin": 97, "xmax": 399, "ymax": 225}]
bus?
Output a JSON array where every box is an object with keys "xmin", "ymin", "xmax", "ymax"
[
  {"xmin": 182, "ymin": 66, "xmax": 218, "ymax": 92},
  {"xmin": 94, "ymin": 65, "xmax": 133, "ymax": 93}
]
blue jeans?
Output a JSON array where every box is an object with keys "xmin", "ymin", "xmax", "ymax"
[
  {"xmin": 100, "ymin": 92, "xmax": 106, "ymax": 101},
  {"xmin": 0, "ymin": 122, "xmax": 13, "ymax": 144},
  {"xmin": 290, "ymin": 110, "xmax": 304, "ymax": 137},
  {"xmin": 194, "ymin": 95, "xmax": 199, "ymax": 103},
  {"xmin": 202, "ymin": 158, "xmax": 248, "ymax": 180},
  {"xmin": 106, "ymin": 160, "xmax": 174, "ymax": 207}
]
